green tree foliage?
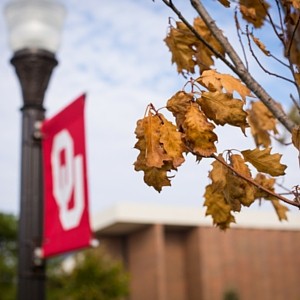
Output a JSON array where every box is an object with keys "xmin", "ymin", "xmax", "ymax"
[
  {"xmin": 47, "ymin": 248, "xmax": 129, "ymax": 300},
  {"xmin": 0, "ymin": 213, "xmax": 17, "ymax": 300}
]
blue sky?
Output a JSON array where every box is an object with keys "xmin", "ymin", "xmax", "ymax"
[{"xmin": 0, "ymin": 0, "xmax": 299, "ymax": 220}]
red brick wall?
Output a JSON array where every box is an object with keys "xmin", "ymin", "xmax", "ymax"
[
  {"xmin": 98, "ymin": 225, "xmax": 300, "ymax": 300},
  {"xmin": 199, "ymin": 227, "xmax": 300, "ymax": 300}
]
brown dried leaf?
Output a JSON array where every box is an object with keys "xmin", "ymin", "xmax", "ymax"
[
  {"xmin": 247, "ymin": 101, "xmax": 278, "ymax": 148},
  {"xmin": 253, "ymin": 173, "xmax": 276, "ymax": 199},
  {"xmin": 134, "ymin": 115, "xmax": 175, "ymax": 192},
  {"xmin": 182, "ymin": 103, "xmax": 218, "ymax": 157},
  {"xmin": 204, "ymin": 184, "xmax": 236, "ymax": 230},
  {"xmin": 193, "ymin": 18, "xmax": 225, "ymax": 72},
  {"xmin": 159, "ymin": 115, "xmax": 186, "ymax": 168},
  {"xmin": 292, "ymin": 125, "xmax": 300, "ymax": 150},
  {"xmin": 166, "ymin": 91, "xmax": 193, "ymax": 129},
  {"xmin": 142, "ymin": 114, "xmax": 171, "ymax": 168},
  {"xmin": 241, "ymin": 148, "xmax": 287, "ymax": 176},
  {"xmin": 134, "ymin": 154, "xmax": 173, "ymax": 192},
  {"xmin": 254, "ymin": 174, "xmax": 289, "ymax": 221},
  {"xmin": 271, "ymin": 200, "xmax": 289, "ymax": 221},
  {"xmin": 197, "ymin": 70, "xmax": 252, "ymax": 101},
  {"xmin": 218, "ymin": 0, "xmax": 231, "ymax": 7},
  {"xmin": 209, "ymin": 156, "xmax": 228, "ymax": 190},
  {"xmin": 164, "ymin": 22, "xmax": 197, "ymax": 74},
  {"xmin": 199, "ymin": 91, "xmax": 248, "ymax": 133},
  {"xmin": 239, "ymin": 0, "xmax": 270, "ymax": 28},
  {"xmin": 228, "ymin": 154, "xmax": 255, "ymax": 207},
  {"xmin": 250, "ymin": 33, "xmax": 270, "ymax": 56}
]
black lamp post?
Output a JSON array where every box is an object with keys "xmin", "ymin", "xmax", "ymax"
[{"xmin": 4, "ymin": 1, "xmax": 65, "ymax": 299}]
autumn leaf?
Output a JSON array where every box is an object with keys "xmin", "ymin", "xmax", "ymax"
[
  {"xmin": 209, "ymin": 156, "xmax": 228, "ymax": 190},
  {"xmin": 204, "ymin": 184, "xmax": 236, "ymax": 230},
  {"xmin": 134, "ymin": 114, "xmax": 177, "ymax": 192},
  {"xmin": 196, "ymin": 70, "xmax": 252, "ymax": 101},
  {"xmin": 218, "ymin": 0, "xmax": 231, "ymax": 7},
  {"xmin": 241, "ymin": 148, "xmax": 287, "ymax": 176},
  {"xmin": 239, "ymin": 0, "xmax": 270, "ymax": 28},
  {"xmin": 134, "ymin": 152, "xmax": 173, "ymax": 192},
  {"xmin": 227, "ymin": 154, "xmax": 255, "ymax": 207},
  {"xmin": 253, "ymin": 173, "xmax": 276, "ymax": 200},
  {"xmin": 159, "ymin": 115, "xmax": 186, "ymax": 168},
  {"xmin": 292, "ymin": 125, "xmax": 300, "ymax": 150},
  {"xmin": 164, "ymin": 17, "xmax": 225, "ymax": 74},
  {"xmin": 193, "ymin": 18, "xmax": 225, "ymax": 72},
  {"xmin": 250, "ymin": 33, "xmax": 270, "ymax": 56},
  {"xmin": 198, "ymin": 91, "xmax": 248, "ymax": 133},
  {"xmin": 247, "ymin": 101, "xmax": 278, "ymax": 148},
  {"xmin": 271, "ymin": 200, "xmax": 289, "ymax": 221},
  {"xmin": 142, "ymin": 113, "xmax": 171, "ymax": 168},
  {"xmin": 292, "ymin": 125, "xmax": 300, "ymax": 166},
  {"xmin": 290, "ymin": 0, "xmax": 300, "ymax": 9},
  {"xmin": 164, "ymin": 22, "xmax": 197, "ymax": 74},
  {"xmin": 182, "ymin": 103, "xmax": 218, "ymax": 157},
  {"xmin": 166, "ymin": 91, "xmax": 193, "ymax": 129}
]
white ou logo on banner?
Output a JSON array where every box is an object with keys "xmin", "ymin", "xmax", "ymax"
[{"xmin": 51, "ymin": 130, "xmax": 85, "ymax": 231}]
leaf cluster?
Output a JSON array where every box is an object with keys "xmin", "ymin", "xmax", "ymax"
[{"xmin": 134, "ymin": 0, "xmax": 300, "ymax": 229}]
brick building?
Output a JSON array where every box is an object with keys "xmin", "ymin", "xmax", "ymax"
[{"xmin": 92, "ymin": 202, "xmax": 300, "ymax": 300}]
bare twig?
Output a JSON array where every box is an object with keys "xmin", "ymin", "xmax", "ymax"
[
  {"xmin": 234, "ymin": 9, "xmax": 248, "ymax": 70},
  {"xmin": 258, "ymin": 0, "xmax": 285, "ymax": 43},
  {"xmin": 275, "ymin": 0, "xmax": 285, "ymax": 37},
  {"xmin": 245, "ymin": 26, "xmax": 297, "ymax": 86}
]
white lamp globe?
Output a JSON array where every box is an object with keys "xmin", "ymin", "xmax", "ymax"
[{"xmin": 4, "ymin": 0, "xmax": 66, "ymax": 53}]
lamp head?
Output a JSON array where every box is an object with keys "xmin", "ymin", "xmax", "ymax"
[{"xmin": 4, "ymin": 0, "xmax": 66, "ymax": 53}]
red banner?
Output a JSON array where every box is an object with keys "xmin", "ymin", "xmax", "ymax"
[{"xmin": 41, "ymin": 94, "xmax": 92, "ymax": 258}]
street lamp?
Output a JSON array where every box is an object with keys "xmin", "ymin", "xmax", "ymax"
[{"xmin": 4, "ymin": 0, "xmax": 65, "ymax": 299}]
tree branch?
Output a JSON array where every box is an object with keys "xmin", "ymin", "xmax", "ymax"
[
  {"xmin": 212, "ymin": 154, "xmax": 300, "ymax": 208},
  {"xmin": 190, "ymin": 0, "xmax": 295, "ymax": 133}
]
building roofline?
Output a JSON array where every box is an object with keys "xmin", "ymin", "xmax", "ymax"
[{"xmin": 92, "ymin": 202, "xmax": 300, "ymax": 235}]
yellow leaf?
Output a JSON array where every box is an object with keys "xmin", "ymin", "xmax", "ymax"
[
  {"xmin": 241, "ymin": 148, "xmax": 287, "ymax": 176},
  {"xmin": 253, "ymin": 173, "xmax": 275, "ymax": 200},
  {"xmin": 271, "ymin": 200, "xmax": 289, "ymax": 221},
  {"xmin": 291, "ymin": 0, "xmax": 300, "ymax": 9},
  {"xmin": 164, "ymin": 22, "xmax": 197, "ymax": 74},
  {"xmin": 166, "ymin": 91, "xmax": 193, "ymax": 129},
  {"xmin": 134, "ymin": 155, "xmax": 173, "ymax": 192},
  {"xmin": 247, "ymin": 101, "xmax": 278, "ymax": 148},
  {"xmin": 197, "ymin": 70, "xmax": 252, "ymax": 101},
  {"xmin": 209, "ymin": 156, "xmax": 228, "ymax": 190},
  {"xmin": 142, "ymin": 114, "xmax": 171, "ymax": 168},
  {"xmin": 193, "ymin": 18, "xmax": 225, "ymax": 72},
  {"xmin": 250, "ymin": 33, "xmax": 270, "ymax": 56},
  {"xmin": 182, "ymin": 104, "xmax": 218, "ymax": 157},
  {"xmin": 199, "ymin": 91, "xmax": 248, "ymax": 133},
  {"xmin": 218, "ymin": 0, "xmax": 230, "ymax": 7},
  {"xmin": 204, "ymin": 184, "xmax": 236, "ymax": 230},
  {"xmin": 254, "ymin": 174, "xmax": 289, "ymax": 221},
  {"xmin": 228, "ymin": 154, "xmax": 255, "ymax": 207},
  {"xmin": 239, "ymin": 0, "xmax": 270, "ymax": 28},
  {"xmin": 292, "ymin": 125, "xmax": 300, "ymax": 150},
  {"xmin": 134, "ymin": 115, "xmax": 175, "ymax": 192},
  {"xmin": 159, "ymin": 115, "xmax": 186, "ymax": 168}
]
